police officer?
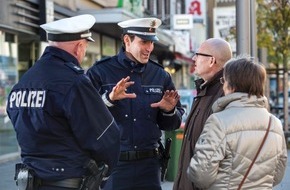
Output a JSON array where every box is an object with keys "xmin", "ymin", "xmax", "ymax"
[
  {"xmin": 87, "ymin": 18, "xmax": 184, "ymax": 190},
  {"xmin": 6, "ymin": 14, "xmax": 120, "ymax": 190}
]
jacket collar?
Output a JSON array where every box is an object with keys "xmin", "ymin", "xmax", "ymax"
[
  {"xmin": 212, "ymin": 92, "xmax": 268, "ymax": 113},
  {"xmin": 117, "ymin": 47, "xmax": 146, "ymax": 73},
  {"xmin": 195, "ymin": 69, "xmax": 223, "ymax": 95},
  {"xmin": 44, "ymin": 46, "xmax": 79, "ymax": 66}
]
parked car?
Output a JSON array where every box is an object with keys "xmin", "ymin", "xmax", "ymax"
[
  {"xmin": 269, "ymin": 90, "xmax": 290, "ymax": 131},
  {"xmin": 278, "ymin": 90, "xmax": 290, "ymax": 105},
  {"xmin": 178, "ymin": 89, "xmax": 196, "ymax": 128},
  {"xmin": 269, "ymin": 90, "xmax": 290, "ymax": 113}
]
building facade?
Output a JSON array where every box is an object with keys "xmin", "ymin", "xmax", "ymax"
[{"xmin": 0, "ymin": 0, "xmax": 196, "ymax": 157}]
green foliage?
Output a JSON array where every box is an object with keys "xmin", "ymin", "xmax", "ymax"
[{"xmin": 256, "ymin": 0, "xmax": 290, "ymax": 67}]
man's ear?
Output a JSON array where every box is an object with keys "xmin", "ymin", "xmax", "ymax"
[
  {"xmin": 74, "ymin": 41, "xmax": 83, "ymax": 55},
  {"xmin": 211, "ymin": 57, "xmax": 216, "ymax": 64},
  {"xmin": 123, "ymin": 35, "xmax": 130, "ymax": 46}
]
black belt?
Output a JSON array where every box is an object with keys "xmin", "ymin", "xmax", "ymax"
[
  {"xmin": 119, "ymin": 149, "xmax": 159, "ymax": 161},
  {"xmin": 41, "ymin": 178, "xmax": 82, "ymax": 189}
]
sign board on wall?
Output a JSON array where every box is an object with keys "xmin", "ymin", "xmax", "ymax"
[
  {"xmin": 118, "ymin": 0, "xmax": 143, "ymax": 17},
  {"xmin": 173, "ymin": 31, "xmax": 190, "ymax": 55},
  {"xmin": 173, "ymin": 14, "xmax": 193, "ymax": 30},
  {"xmin": 185, "ymin": 0, "xmax": 206, "ymax": 24},
  {"xmin": 213, "ymin": 6, "xmax": 236, "ymax": 53},
  {"xmin": 185, "ymin": 0, "xmax": 207, "ymax": 52}
]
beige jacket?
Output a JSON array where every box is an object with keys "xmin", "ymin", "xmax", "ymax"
[{"xmin": 187, "ymin": 93, "xmax": 288, "ymax": 190}]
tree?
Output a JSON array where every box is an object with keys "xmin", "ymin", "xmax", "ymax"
[{"xmin": 256, "ymin": 0, "xmax": 290, "ymax": 131}]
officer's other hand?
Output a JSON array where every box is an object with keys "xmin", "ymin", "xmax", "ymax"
[
  {"xmin": 109, "ymin": 76, "xmax": 136, "ymax": 101},
  {"xmin": 150, "ymin": 90, "xmax": 180, "ymax": 112}
]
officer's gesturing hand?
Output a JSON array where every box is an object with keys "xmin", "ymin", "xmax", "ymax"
[
  {"xmin": 109, "ymin": 76, "xmax": 136, "ymax": 101},
  {"xmin": 151, "ymin": 90, "xmax": 180, "ymax": 112}
]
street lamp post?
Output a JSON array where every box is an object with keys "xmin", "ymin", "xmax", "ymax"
[
  {"xmin": 236, "ymin": 0, "xmax": 250, "ymax": 55},
  {"xmin": 236, "ymin": 0, "xmax": 257, "ymax": 59}
]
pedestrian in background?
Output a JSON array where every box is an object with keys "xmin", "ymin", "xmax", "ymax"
[
  {"xmin": 6, "ymin": 14, "xmax": 120, "ymax": 190},
  {"xmin": 174, "ymin": 38, "xmax": 232, "ymax": 190},
  {"xmin": 187, "ymin": 55, "xmax": 288, "ymax": 189},
  {"xmin": 87, "ymin": 17, "xmax": 184, "ymax": 190}
]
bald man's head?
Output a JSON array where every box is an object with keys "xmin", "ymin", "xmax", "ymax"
[{"xmin": 202, "ymin": 38, "xmax": 232, "ymax": 67}]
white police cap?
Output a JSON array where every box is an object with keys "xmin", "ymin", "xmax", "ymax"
[
  {"xmin": 40, "ymin": 14, "xmax": 96, "ymax": 42},
  {"xmin": 118, "ymin": 18, "xmax": 162, "ymax": 42}
]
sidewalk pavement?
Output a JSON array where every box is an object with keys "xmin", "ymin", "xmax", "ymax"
[
  {"xmin": 0, "ymin": 153, "xmax": 174, "ymax": 190},
  {"xmin": 1, "ymin": 151, "xmax": 289, "ymax": 190}
]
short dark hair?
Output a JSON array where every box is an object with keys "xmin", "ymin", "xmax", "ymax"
[
  {"xmin": 121, "ymin": 34, "xmax": 135, "ymax": 47},
  {"xmin": 224, "ymin": 55, "xmax": 266, "ymax": 97}
]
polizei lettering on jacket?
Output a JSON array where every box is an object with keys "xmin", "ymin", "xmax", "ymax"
[
  {"xmin": 9, "ymin": 90, "xmax": 46, "ymax": 108},
  {"xmin": 149, "ymin": 88, "xmax": 162, "ymax": 93}
]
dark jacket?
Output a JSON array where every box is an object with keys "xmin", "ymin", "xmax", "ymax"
[
  {"xmin": 173, "ymin": 70, "xmax": 224, "ymax": 190},
  {"xmin": 86, "ymin": 48, "xmax": 184, "ymax": 151},
  {"xmin": 6, "ymin": 46, "xmax": 120, "ymax": 180}
]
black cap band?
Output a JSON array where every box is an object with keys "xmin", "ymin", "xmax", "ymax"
[{"xmin": 47, "ymin": 30, "xmax": 90, "ymax": 41}]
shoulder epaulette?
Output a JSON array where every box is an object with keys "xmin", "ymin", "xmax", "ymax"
[
  {"xmin": 64, "ymin": 62, "xmax": 84, "ymax": 74},
  {"xmin": 95, "ymin": 56, "xmax": 112, "ymax": 65},
  {"xmin": 150, "ymin": 59, "xmax": 164, "ymax": 69}
]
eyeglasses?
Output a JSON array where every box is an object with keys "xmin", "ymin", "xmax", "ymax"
[
  {"xmin": 220, "ymin": 77, "xmax": 225, "ymax": 84},
  {"xmin": 194, "ymin": 52, "xmax": 213, "ymax": 57}
]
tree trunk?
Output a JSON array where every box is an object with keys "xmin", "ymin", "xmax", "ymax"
[{"xmin": 283, "ymin": 56, "xmax": 289, "ymax": 132}]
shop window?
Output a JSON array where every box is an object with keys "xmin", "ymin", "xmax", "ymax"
[
  {"xmin": 101, "ymin": 36, "xmax": 116, "ymax": 57},
  {"xmin": 0, "ymin": 31, "xmax": 18, "ymax": 156},
  {"xmin": 5, "ymin": 33, "xmax": 15, "ymax": 43}
]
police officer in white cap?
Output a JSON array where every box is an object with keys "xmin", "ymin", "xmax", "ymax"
[
  {"xmin": 6, "ymin": 14, "xmax": 120, "ymax": 190},
  {"xmin": 87, "ymin": 17, "xmax": 184, "ymax": 190}
]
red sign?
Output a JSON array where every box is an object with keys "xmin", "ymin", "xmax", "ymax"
[{"xmin": 188, "ymin": 0, "xmax": 202, "ymax": 15}]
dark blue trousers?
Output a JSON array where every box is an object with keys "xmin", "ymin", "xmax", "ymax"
[{"xmin": 102, "ymin": 157, "xmax": 161, "ymax": 190}]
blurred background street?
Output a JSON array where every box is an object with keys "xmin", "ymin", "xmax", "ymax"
[
  {"xmin": 1, "ymin": 150, "xmax": 290, "ymax": 190},
  {"xmin": 1, "ymin": 0, "xmax": 290, "ymax": 189}
]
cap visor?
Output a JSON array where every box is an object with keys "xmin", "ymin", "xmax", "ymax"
[{"xmin": 136, "ymin": 34, "xmax": 159, "ymax": 42}]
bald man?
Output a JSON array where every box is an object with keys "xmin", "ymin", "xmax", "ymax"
[{"xmin": 173, "ymin": 38, "xmax": 232, "ymax": 190}]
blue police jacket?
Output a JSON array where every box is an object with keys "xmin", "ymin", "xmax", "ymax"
[
  {"xmin": 87, "ymin": 48, "xmax": 184, "ymax": 151},
  {"xmin": 6, "ymin": 46, "xmax": 120, "ymax": 180}
]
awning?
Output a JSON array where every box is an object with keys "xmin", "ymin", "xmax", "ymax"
[{"xmin": 174, "ymin": 52, "xmax": 193, "ymax": 65}]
